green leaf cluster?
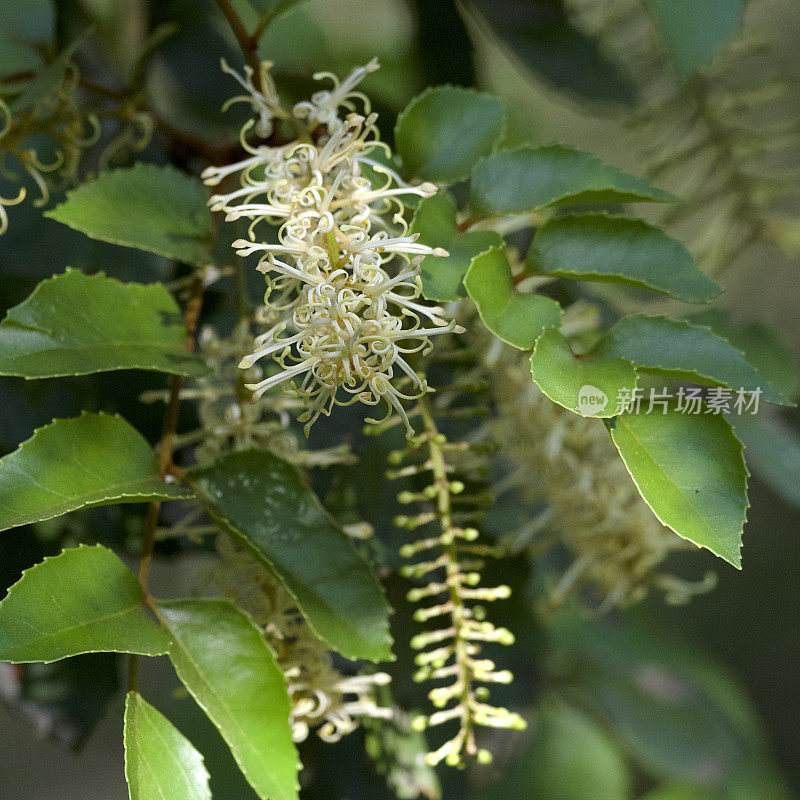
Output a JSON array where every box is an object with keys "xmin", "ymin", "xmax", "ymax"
[
  {"xmin": 0, "ymin": 158, "xmax": 391, "ymax": 798},
  {"xmin": 396, "ymin": 83, "xmax": 792, "ymax": 569},
  {"xmin": 46, "ymin": 164, "xmax": 215, "ymax": 266}
]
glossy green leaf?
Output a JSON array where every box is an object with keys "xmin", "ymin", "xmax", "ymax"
[
  {"xmin": 464, "ymin": 245, "xmax": 562, "ymax": 350},
  {"xmin": 47, "ymin": 164, "xmax": 214, "ymax": 266},
  {"xmin": 482, "ymin": 700, "xmax": 631, "ymax": 800},
  {"xmin": 608, "ymin": 405, "xmax": 748, "ymax": 566},
  {"xmin": 526, "ymin": 214, "xmax": 721, "ymax": 303},
  {"xmin": 0, "ymin": 545, "xmax": 170, "ymax": 662},
  {"xmin": 186, "ymin": 450, "xmax": 392, "ymax": 662},
  {"xmin": 124, "ymin": 692, "xmax": 211, "ymax": 800},
  {"xmin": 468, "ymin": 0, "xmax": 637, "ymax": 106},
  {"xmin": 0, "ymin": 269, "xmax": 210, "ymax": 379},
  {"xmin": 469, "ymin": 145, "xmax": 673, "ymax": 217},
  {"xmin": 0, "ymin": 412, "xmax": 193, "ymax": 532},
  {"xmin": 530, "ymin": 328, "xmax": 637, "ymax": 418},
  {"xmin": 156, "ymin": 599, "xmax": 299, "ymax": 800},
  {"xmin": 644, "ymin": 0, "xmax": 747, "ymax": 80},
  {"xmin": 594, "ymin": 316, "xmax": 790, "ymax": 406},
  {"xmin": 733, "ymin": 414, "xmax": 800, "ymax": 509},
  {"xmin": 409, "ymin": 192, "xmax": 503, "ymax": 301},
  {"xmin": 688, "ymin": 310, "xmax": 800, "ymax": 402},
  {"xmin": 395, "ymin": 86, "xmax": 506, "ymax": 182}
]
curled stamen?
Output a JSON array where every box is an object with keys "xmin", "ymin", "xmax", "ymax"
[{"xmin": 206, "ymin": 57, "xmax": 459, "ymax": 436}]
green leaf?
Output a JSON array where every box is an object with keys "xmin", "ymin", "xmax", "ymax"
[
  {"xmin": 186, "ymin": 450, "xmax": 392, "ymax": 662},
  {"xmin": 0, "ymin": 412, "xmax": 193, "ymax": 532},
  {"xmin": 409, "ymin": 192, "xmax": 503, "ymax": 301},
  {"xmin": 644, "ymin": 0, "xmax": 747, "ymax": 81},
  {"xmin": 124, "ymin": 692, "xmax": 212, "ymax": 800},
  {"xmin": 532, "ymin": 702, "xmax": 633, "ymax": 800},
  {"xmin": 482, "ymin": 699, "xmax": 632, "ymax": 800},
  {"xmin": 464, "ymin": 245, "xmax": 562, "ymax": 350},
  {"xmin": 0, "ymin": 545, "xmax": 170, "ymax": 662},
  {"xmin": 395, "ymin": 86, "xmax": 506, "ymax": 183},
  {"xmin": 594, "ymin": 316, "xmax": 790, "ymax": 406},
  {"xmin": 607, "ymin": 405, "xmax": 748, "ymax": 566},
  {"xmin": 46, "ymin": 164, "xmax": 214, "ymax": 266},
  {"xmin": 468, "ymin": 0, "xmax": 637, "ymax": 106},
  {"xmin": 732, "ymin": 414, "xmax": 800, "ymax": 509},
  {"xmin": 156, "ymin": 599, "xmax": 299, "ymax": 800},
  {"xmin": 530, "ymin": 327, "xmax": 637, "ymax": 418},
  {"xmin": 469, "ymin": 145, "xmax": 673, "ymax": 217},
  {"xmin": 526, "ymin": 214, "xmax": 721, "ymax": 303},
  {"xmin": 0, "ymin": 269, "xmax": 210, "ymax": 379},
  {"xmin": 687, "ymin": 310, "xmax": 800, "ymax": 402}
]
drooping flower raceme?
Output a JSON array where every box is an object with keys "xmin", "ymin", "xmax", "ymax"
[
  {"xmin": 203, "ymin": 59, "xmax": 458, "ymax": 436},
  {"xmin": 143, "ymin": 324, "xmax": 391, "ymax": 742}
]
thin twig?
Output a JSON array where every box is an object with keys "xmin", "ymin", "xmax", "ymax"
[
  {"xmin": 213, "ymin": 0, "xmax": 263, "ymax": 91},
  {"xmin": 129, "ymin": 274, "xmax": 205, "ymax": 690}
]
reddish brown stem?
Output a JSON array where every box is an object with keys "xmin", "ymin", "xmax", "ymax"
[
  {"xmin": 457, "ymin": 215, "xmax": 480, "ymax": 233},
  {"xmin": 511, "ymin": 271, "xmax": 533, "ymax": 286},
  {"xmin": 213, "ymin": 0, "xmax": 263, "ymax": 91},
  {"xmin": 129, "ymin": 274, "xmax": 205, "ymax": 690}
]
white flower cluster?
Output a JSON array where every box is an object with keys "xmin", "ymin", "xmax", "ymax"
[
  {"xmin": 203, "ymin": 59, "xmax": 459, "ymax": 436},
  {"xmin": 142, "ymin": 323, "xmax": 356, "ymax": 468}
]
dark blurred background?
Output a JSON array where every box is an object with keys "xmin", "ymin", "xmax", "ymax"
[{"xmin": 1, "ymin": 1, "xmax": 799, "ymax": 798}]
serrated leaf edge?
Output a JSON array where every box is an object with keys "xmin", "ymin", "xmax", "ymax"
[
  {"xmin": 526, "ymin": 212, "xmax": 722, "ymax": 303},
  {"xmin": 469, "ymin": 143, "xmax": 675, "ymax": 217},
  {"xmin": 606, "ymin": 414, "xmax": 749, "ymax": 568},
  {"xmin": 529, "ymin": 327, "xmax": 639, "ymax": 418},
  {"xmin": 0, "ymin": 268, "xmax": 211, "ymax": 379},
  {"xmin": 596, "ymin": 315, "xmax": 792, "ymax": 406},
  {"xmin": 395, "ymin": 84, "xmax": 507, "ymax": 183},
  {"xmin": 464, "ymin": 244, "xmax": 564, "ymax": 350},
  {"xmin": 0, "ymin": 412, "xmax": 194, "ymax": 531},
  {"xmin": 45, "ymin": 163, "xmax": 214, "ymax": 266},
  {"xmin": 155, "ymin": 599, "xmax": 302, "ymax": 799},
  {"xmin": 123, "ymin": 691, "xmax": 213, "ymax": 800},
  {"xmin": 0, "ymin": 544, "xmax": 171, "ymax": 662}
]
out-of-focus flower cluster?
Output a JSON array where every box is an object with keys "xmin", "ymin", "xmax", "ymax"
[
  {"xmin": 144, "ymin": 324, "xmax": 391, "ymax": 741},
  {"xmin": 203, "ymin": 59, "xmax": 459, "ymax": 437},
  {"xmin": 487, "ymin": 344, "xmax": 715, "ymax": 613},
  {"xmin": 0, "ymin": 66, "xmax": 99, "ymax": 234},
  {"xmin": 210, "ymin": 535, "xmax": 392, "ymax": 743}
]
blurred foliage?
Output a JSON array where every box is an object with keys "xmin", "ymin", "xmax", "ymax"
[{"xmin": 0, "ymin": 0, "xmax": 799, "ymax": 798}]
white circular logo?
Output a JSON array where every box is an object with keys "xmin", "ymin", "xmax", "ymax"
[{"xmin": 577, "ymin": 384, "xmax": 608, "ymax": 415}]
